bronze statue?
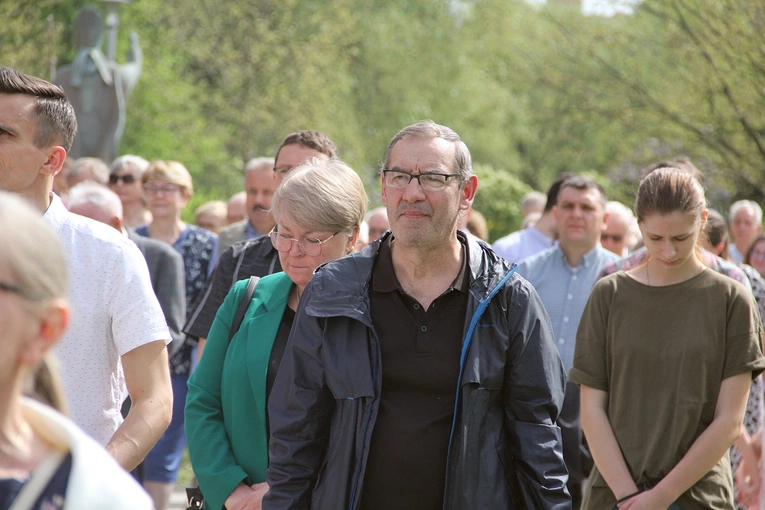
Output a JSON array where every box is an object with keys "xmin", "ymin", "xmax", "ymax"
[{"xmin": 56, "ymin": 5, "xmax": 141, "ymax": 162}]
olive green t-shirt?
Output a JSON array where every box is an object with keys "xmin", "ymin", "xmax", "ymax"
[{"xmin": 570, "ymin": 269, "xmax": 765, "ymax": 510}]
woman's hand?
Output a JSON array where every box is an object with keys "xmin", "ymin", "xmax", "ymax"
[
  {"xmin": 736, "ymin": 450, "xmax": 761, "ymax": 509},
  {"xmin": 619, "ymin": 488, "xmax": 672, "ymax": 510},
  {"xmin": 224, "ymin": 482, "xmax": 269, "ymax": 510}
]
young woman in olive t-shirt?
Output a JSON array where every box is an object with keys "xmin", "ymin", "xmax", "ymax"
[{"xmin": 570, "ymin": 167, "xmax": 765, "ymax": 510}]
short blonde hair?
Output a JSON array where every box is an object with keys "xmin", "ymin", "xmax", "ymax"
[
  {"xmin": 0, "ymin": 191, "xmax": 67, "ymax": 307},
  {"xmin": 272, "ymin": 158, "xmax": 367, "ymax": 235},
  {"xmin": 195, "ymin": 200, "xmax": 227, "ymax": 220},
  {"xmin": 142, "ymin": 160, "xmax": 194, "ymax": 196}
]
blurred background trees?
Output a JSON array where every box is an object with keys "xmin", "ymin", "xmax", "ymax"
[{"xmin": 3, "ymin": 0, "xmax": 763, "ymax": 239}]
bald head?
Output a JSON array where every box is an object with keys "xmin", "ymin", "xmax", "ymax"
[{"xmin": 68, "ymin": 181, "xmax": 123, "ymax": 231}]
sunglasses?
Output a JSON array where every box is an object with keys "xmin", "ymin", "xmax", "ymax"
[{"xmin": 109, "ymin": 174, "xmax": 137, "ymax": 185}]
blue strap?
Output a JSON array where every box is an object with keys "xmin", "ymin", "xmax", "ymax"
[{"xmin": 443, "ymin": 263, "xmax": 518, "ymax": 502}]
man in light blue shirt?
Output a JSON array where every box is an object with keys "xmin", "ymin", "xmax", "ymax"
[{"xmin": 515, "ymin": 175, "xmax": 617, "ymax": 508}]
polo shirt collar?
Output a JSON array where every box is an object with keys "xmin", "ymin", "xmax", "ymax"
[
  {"xmin": 372, "ymin": 235, "xmax": 469, "ymax": 294},
  {"xmin": 557, "ymin": 244, "xmax": 602, "ymax": 269}
]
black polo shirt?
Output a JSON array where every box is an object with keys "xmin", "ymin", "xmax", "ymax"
[{"xmin": 360, "ymin": 236, "xmax": 469, "ymax": 510}]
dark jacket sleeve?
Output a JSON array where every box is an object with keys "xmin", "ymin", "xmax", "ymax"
[
  {"xmin": 154, "ymin": 246, "xmax": 186, "ymax": 343},
  {"xmin": 184, "ymin": 245, "xmax": 237, "ymax": 339},
  {"xmin": 264, "ymin": 283, "xmax": 334, "ymax": 510},
  {"xmin": 503, "ymin": 277, "xmax": 570, "ymax": 508}
]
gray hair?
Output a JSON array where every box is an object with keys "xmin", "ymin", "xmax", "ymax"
[
  {"xmin": 69, "ymin": 157, "xmax": 109, "ymax": 185},
  {"xmin": 382, "ymin": 120, "xmax": 473, "ymax": 185},
  {"xmin": 730, "ymin": 200, "xmax": 763, "ymax": 224},
  {"xmin": 68, "ymin": 181, "xmax": 123, "ymax": 218},
  {"xmin": 606, "ymin": 200, "xmax": 641, "ymax": 247},
  {"xmin": 110, "ymin": 155, "xmax": 150, "ymax": 176},
  {"xmin": 0, "ymin": 191, "xmax": 67, "ymax": 307},
  {"xmin": 245, "ymin": 157, "xmax": 275, "ymax": 176},
  {"xmin": 271, "ymin": 158, "xmax": 367, "ymax": 235}
]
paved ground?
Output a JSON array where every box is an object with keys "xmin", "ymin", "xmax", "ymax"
[{"xmin": 169, "ymin": 485, "xmax": 190, "ymax": 510}]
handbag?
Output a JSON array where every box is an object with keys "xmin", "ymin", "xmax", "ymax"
[{"xmin": 185, "ymin": 276, "xmax": 260, "ymax": 510}]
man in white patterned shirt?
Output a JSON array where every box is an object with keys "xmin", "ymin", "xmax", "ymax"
[{"xmin": 0, "ymin": 66, "xmax": 172, "ymax": 471}]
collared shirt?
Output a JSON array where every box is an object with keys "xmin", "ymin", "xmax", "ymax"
[
  {"xmin": 492, "ymin": 225, "xmax": 554, "ymax": 264},
  {"xmin": 360, "ymin": 236, "xmax": 469, "ymax": 510},
  {"xmin": 245, "ymin": 220, "xmax": 263, "ymax": 240},
  {"xmin": 730, "ymin": 244, "xmax": 744, "ymax": 264},
  {"xmin": 516, "ymin": 245, "xmax": 619, "ymax": 371},
  {"xmin": 44, "ymin": 194, "xmax": 170, "ymax": 445}
]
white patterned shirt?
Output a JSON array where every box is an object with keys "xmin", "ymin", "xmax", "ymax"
[{"xmin": 44, "ymin": 194, "xmax": 170, "ymax": 446}]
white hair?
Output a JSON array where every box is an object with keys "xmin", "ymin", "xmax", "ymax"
[
  {"xmin": 730, "ymin": 200, "xmax": 763, "ymax": 224},
  {"xmin": 110, "ymin": 155, "xmax": 150, "ymax": 176},
  {"xmin": 68, "ymin": 181, "xmax": 123, "ymax": 218}
]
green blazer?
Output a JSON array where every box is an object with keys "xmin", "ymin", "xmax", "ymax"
[{"xmin": 185, "ymin": 272, "xmax": 293, "ymax": 510}]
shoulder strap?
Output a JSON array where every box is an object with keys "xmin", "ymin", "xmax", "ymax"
[
  {"xmin": 9, "ymin": 448, "xmax": 67, "ymax": 510},
  {"xmin": 229, "ymin": 276, "xmax": 260, "ymax": 342}
]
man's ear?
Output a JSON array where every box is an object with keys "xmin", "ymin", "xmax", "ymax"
[
  {"xmin": 380, "ymin": 173, "xmax": 388, "ymax": 207},
  {"xmin": 40, "ymin": 146, "xmax": 67, "ymax": 178},
  {"xmin": 601, "ymin": 211, "xmax": 611, "ymax": 231},
  {"xmin": 459, "ymin": 175, "xmax": 478, "ymax": 211}
]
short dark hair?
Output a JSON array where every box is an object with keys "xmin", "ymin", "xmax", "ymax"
[
  {"xmin": 557, "ymin": 175, "xmax": 607, "ymax": 209},
  {"xmin": 544, "ymin": 172, "xmax": 576, "ymax": 212},
  {"xmin": 0, "ymin": 67, "xmax": 77, "ymax": 153},
  {"xmin": 705, "ymin": 209, "xmax": 729, "ymax": 259},
  {"xmin": 274, "ymin": 130, "xmax": 338, "ymax": 163}
]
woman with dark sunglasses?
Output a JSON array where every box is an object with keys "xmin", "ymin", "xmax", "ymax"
[{"xmin": 108, "ymin": 155, "xmax": 152, "ymax": 228}]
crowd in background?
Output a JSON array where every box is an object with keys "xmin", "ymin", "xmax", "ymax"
[{"xmin": 5, "ymin": 65, "xmax": 765, "ymax": 510}]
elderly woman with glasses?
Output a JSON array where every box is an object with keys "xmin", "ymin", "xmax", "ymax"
[
  {"xmin": 185, "ymin": 158, "xmax": 365, "ymax": 510},
  {"xmin": 0, "ymin": 192, "xmax": 152, "ymax": 509}
]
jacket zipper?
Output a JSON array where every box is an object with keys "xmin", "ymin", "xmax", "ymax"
[
  {"xmin": 348, "ymin": 331, "xmax": 380, "ymax": 510},
  {"xmin": 442, "ymin": 265, "xmax": 517, "ymax": 509}
]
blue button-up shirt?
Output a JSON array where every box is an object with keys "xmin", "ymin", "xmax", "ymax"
[{"xmin": 515, "ymin": 245, "xmax": 619, "ymax": 371}]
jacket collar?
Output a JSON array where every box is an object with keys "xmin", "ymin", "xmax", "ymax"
[{"xmin": 304, "ymin": 230, "xmax": 515, "ymax": 321}]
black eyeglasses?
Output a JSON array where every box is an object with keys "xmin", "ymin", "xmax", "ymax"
[
  {"xmin": 109, "ymin": 174, "xmax": 137, "ymax": 185},
  {"xmin": 382, "ymin": 170, "xmax": 460, "ymax": 191},
  {"xmin": 0, "ymin": 280, "xmax": 25, "ymax": 297}
]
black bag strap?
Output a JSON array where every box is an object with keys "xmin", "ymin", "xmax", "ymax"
[{"xmin": 229, "ymin": 276, "xmax": 260, "ymax": 342}]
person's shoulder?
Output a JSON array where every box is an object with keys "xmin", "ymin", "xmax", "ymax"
[
  {"xmin": 57, "ymin": 209, "xmax": 136, "ymax": 253},
  {"xmin": 186, "ymin": 224, "xmax": 218, "ymax": 242},
  {"xmin": 492, "ymin": 229, "xmax": 524, "ymax": 249},
  {"xmin": 219, "ymin": 220, "xmax": 247, "ymax": 237},
  {"xmin": 516, "ymin": 245, "xmax": 559, "ymax": 272}
]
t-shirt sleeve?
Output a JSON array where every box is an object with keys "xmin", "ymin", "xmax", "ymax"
[
  {"xmin": 722, "ymin": 284, "xmax": 765, "ymax": 380},
  {"xmin": 109, "ymin": 239, "xmax": 171, "ymax": 356},
  {"xmin": 569, "ymin": 278, "xmax": 612, "ymax": 391}
]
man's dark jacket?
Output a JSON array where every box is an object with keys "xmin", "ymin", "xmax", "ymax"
[{"xmin": 264, "ymin": 233, "xmax": 570, "ymax": 510}]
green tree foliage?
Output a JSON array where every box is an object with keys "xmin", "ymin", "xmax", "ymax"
[
  {"xmin": 3, "ymin": 0, "xmax": 764, "ymax": 229},
  {"xmin": 472, "ymin": 163, "xmax": 532, "ymax": 243}
]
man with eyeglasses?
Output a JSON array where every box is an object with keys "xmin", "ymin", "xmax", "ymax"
[
  {"xmin": 264, "ymin": 120, "xmax": 569, "ymax": 510},
  {"xmin": 0, "ymin": 67, "xmax": 172, "ymax": 471},
  {"xmin": 183, "ymin": 130, "xmax": 338, "ymax": 358}
]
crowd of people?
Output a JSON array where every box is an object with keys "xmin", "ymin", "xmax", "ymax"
[{"xmin": 3, "ymin": 64, "xmax": 765, "ymax": 510}]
